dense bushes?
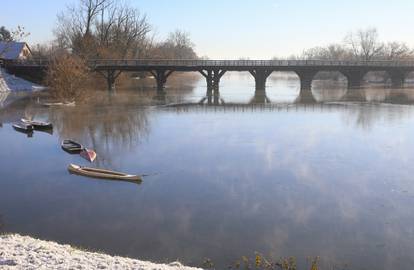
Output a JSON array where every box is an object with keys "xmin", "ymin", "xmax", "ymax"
[{"xmin": 44, "ymin": 54, "xmax": 90, "ymax": 102}]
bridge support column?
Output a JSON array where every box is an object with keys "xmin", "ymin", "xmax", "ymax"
[
  {"xmin": 249, "ymin": 69, "xmax": 273, "ymax": 90},
  {"xmin": 200, "ymin": 69, "xmax": 226, "ymax": 97},
  {"xmin": 295, "ymin": 70, "xmax": 318, "ymax": 90},
  {"xmin": 296, "ymin": 88, "xmax": 317, "ymax": 104},
  {"xmin": 388, "ymin": 70, "xmax": 407, "ymax": 88},
  {"xmin": 199, "ymin": 70, "xmax": 213, "ymax": 97},
  {"xmin": 250, "ymin": 88, "xmax": 271, "ymax": 104},
  {"xmin": 342, "ymin": 70, "xmax": 367, "ymax": 89},
  {"xmin": 150, "ymin": 70, "xmax": 174, "ymax": 92}
]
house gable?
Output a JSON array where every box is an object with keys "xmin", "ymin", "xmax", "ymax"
[{"xmin": 0, "ymin": 42, "xmax": 32, "ymax": 60}]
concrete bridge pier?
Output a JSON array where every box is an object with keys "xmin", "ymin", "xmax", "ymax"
[
  {"xmin": 388, "ymin": 70, "xmax": 407, "ymax": 88},
  {"xmin": 150, "ymin": 70, "xmax": 173, "ymax": 92},
  {"xmin": 199, "ymin": 69, "xmax": 213, "ymax": 97},
  {"xmin": 250, "ymin": 88, "xmax": 271, "ymax": 104},
  {"xmin": 295, "ymin": 70, "xmax": 318, "ymax": 90},
  {"xmin": 342, "ymin": 70, "xmax": 367, "ymax": 89},
  {"xmin": 249, "ymin": 69, "xmax": 273, "ymax": 90},
  {"xmin": 295, "ymin": 88, "xmax": 317, "ymax": 104}
]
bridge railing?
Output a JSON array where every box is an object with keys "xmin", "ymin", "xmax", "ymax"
[
  {"xmin": 3, "ymin": 59, "xmax": 50, "ymax": 66},
  {"xmin": 5, "ymin": 58, "xmax": 414, "ymax": 67},
  {"xmin": 80, "ymin": 59, "xmax": 414, "ymax": 67}
]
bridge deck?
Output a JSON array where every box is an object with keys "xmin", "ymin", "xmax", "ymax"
[{"xmin": 5, "ymin": 59, "xmax": 414, "ymax": 70}]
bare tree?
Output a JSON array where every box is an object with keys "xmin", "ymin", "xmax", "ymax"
[
  {"xmin": 302, "ymin": 44, "xmax": 352, "ymax": 60},
  {"xmin": 54, "ymin": 0, "xmax": 111, "ymax": 55},
  {"xmin": 383, "ymin": 41, "xmax": 413, "ymax": 60},
  {"xmin": 152, "ymin": 30, "xmax": 197, "ymax": 59},
  {"xmin": 55, "ymin": 0, "xmax": 151, "ymax": 59},
  {"xmin": 95, "ymin": 2, "xmax": 151, "ymax": 58},
  {"xmin": 345, "ymin": 28, "xmax": 384, "ymax": 60}
]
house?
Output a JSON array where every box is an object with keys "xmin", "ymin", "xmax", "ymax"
[{"xmin": 0, "ymin": 41, "xmax": 32, "ymax": 60}]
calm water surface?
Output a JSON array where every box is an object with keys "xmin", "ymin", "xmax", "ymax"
[{"xmin": 1, "ymin": 73, "xmax": 414, "ymax": 269}]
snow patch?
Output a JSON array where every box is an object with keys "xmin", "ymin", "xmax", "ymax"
[
  {"xmin": 0, "ymin": 234, "xmax": 203, "ymax": 270},
  {"xmin": 0, "ymin": 68, "xmax": 45, "ymax": 92}
]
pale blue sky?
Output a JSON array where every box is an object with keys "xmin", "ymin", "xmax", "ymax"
[{"xmin": 2, "ymin": 0, "xmax": 414, "ymax": 59}]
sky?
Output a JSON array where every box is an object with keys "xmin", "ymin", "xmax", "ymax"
[{"xmin": 2, "ymin": 0, "xmax": 414, "ymax": 59}]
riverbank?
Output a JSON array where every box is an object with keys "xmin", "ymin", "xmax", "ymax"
[
  {"xmin": 0, "ymin": 68, "xmax": 44, "ymax": 92},
  {"xmin": 0, "ymin": 234, "xmax": 202, "ymax": 270}
]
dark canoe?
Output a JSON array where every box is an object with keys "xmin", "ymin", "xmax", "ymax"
[
  {"xmin": 61, "ymin": 139, "xmax": 83, "ymax": 154},
  {"xmin": 68, "ymin": 164, "xmax": 142, "ymax": 183},
  {"xmin": 12, "ymin": 123, "xmax": 34, "ymax": 134},
  {"xmin": 21, "ymin": 118, "xmax": 53, "ymax": 130}
]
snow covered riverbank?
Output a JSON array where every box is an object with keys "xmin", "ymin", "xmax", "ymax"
[
  {"xmin": 0, "ymin": 234, "xmax": 202, "ymax": 270},
  {"xmin": 0, "ymin": 68, "xmax": 45, "ymax": 92}
]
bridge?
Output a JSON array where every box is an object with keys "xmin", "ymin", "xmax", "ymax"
[{"xmin": 3, "ymin": 59, "xmax": 414, "ymax": 93}]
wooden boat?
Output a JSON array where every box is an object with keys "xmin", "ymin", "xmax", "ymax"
[
  {"xmin": 21, "ymin": 118, "xmax": 53, "ymax": 130},
  {"xmin": 68, "ymin": 164, "xmax": 142, "ymax": 182},
  {"xmin": 12, "ymin": 123, "xmax": 34, "ymax": 134},
  {"xmin": 61, "ymin": 139, "xmax": 83, "ymax": 154},
  {"xmin": 80, "ymin": 148, "xmax": 97, "ymax": 162}
]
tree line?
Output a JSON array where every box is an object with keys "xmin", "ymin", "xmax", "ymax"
[
  {"xmin": 293, "ymin": 28, "xmax": 414, "ymax": 61},
  {"xmin": 30, "ymin": 0, "xmax": 198, "ymax": 60},
  {"xmin": 1, "ymin": 0, "xmax": 199, "ymax": 102}
]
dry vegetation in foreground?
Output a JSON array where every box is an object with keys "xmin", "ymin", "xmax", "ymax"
[{"xmin": 202, "ymin": 254, "xmax": 348, "ymax": 270}]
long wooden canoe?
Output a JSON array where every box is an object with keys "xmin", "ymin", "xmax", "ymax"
[{"xmin": 68, "ymin": 164, "xmax": 142, "ymax": 182}]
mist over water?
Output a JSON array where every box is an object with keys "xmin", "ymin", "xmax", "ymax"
[{"xmin": 1, "ymin": 73, "xmax": 414, "ymax": 269}]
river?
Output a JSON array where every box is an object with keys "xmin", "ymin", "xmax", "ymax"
[{"xmin": 1, "ymin": 72, "xmax": 414, "ymax": 269}]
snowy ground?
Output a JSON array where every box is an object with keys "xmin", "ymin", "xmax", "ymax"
[
  {"xmin": 0, "ymin": 234, "xmax": 202, "ymax": 270},
  {"xmin": 0, "ymin": 68, "xmax": 44, "ymax": 92}
]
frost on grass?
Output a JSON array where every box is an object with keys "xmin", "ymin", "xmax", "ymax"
[{"xmin": 0, "ymin": 234, "xmax": 202, "ymax": 270}]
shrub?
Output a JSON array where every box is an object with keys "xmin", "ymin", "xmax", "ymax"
[{"xmin": 44, "ymin": 54, "xmax": 90, "ymax": 102}]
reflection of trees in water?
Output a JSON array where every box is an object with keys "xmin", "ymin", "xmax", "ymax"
[
  {"xmin": 48, "ymin": 93, "xmax": 151, "ymax": 167},
  {"xmin": 342, "ymin": 102, "xmax": 414, "ymax": 129},
  {"xmin": 0, "ymin": 94, "xmax": 43, "ymax": 123}
]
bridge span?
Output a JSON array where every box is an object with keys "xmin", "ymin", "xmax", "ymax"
[{"xmin": 3, "ymin": 59, "xmax": 414, "ymax": 93}]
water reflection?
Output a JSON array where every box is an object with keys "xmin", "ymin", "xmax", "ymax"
[
  {"xmin": 48, "ymin": 95, "xmax": 151, "ymax": 168},
  {"xmin": 3, "ymin": 77, "xmax": 414, "ymax": 269}
]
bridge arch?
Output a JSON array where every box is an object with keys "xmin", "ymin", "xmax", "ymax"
[
  {"xmin": 266, "ymin": 71, "xmax": 301, "ymax": 103},
  {"xmin": 360, "ymin": 70, "xmax": 409, "ymax": 88},
  {"xmin": 311, "ymin": 72, "xmax": 347, "ymax": 102}
]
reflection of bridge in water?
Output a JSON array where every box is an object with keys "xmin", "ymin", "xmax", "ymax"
[
  {"xmin": 155, "ymin": 85, "xmax": 414, "ymax": 108},
  {"xmin": 163, "ymin": 90, "xmax": 414, "ymax": 130}
]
